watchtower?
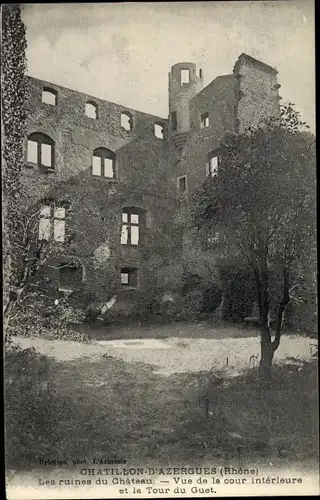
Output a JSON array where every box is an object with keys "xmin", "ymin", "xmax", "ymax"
[{"xmin": 168, "ymin": 62, "xmax": 204, "ymax": 141}]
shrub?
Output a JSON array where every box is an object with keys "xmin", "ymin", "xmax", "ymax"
[
  {"xmin": 201, "ymin": 284, "xmax": 222, "ymax": 313},
  {"xmin": 179, "ymin": 290, "xmax": 204, "ymax": 321},
  {"xmin": 284, "ymin": 296, "xmax": 318, "ymax": 337},
  {"xmin": 134, "ymin": 289, "xmax": 161, "ymax": 319},
  {"xmin": 223, "ymin": 269, "xmax": 256, "ymax": 321},
  {"xmin": 7, "ymin": 289, "xmax": 87, "ymax": 342},
  {"xmin": 4, "ymin": 343, "xmax": 60, "ymax": 469}
]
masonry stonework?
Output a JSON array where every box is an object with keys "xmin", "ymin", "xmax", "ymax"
[{"xmin": 22, "ymin": 53, "xmax": 281, "ymax": 318}]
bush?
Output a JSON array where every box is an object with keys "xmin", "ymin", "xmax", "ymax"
[
  {"xmin": 134, "ymin": 289, "xmax": 161, "ymax": 319},
  {"xmin": 6, "ymin": 289, "xmax": 87, "ymax": 342},
  {"xmin": 201, "ymin": 284, "xmax": 222, "ymax": 313},
  {"xmin": 179, "ymin": 290, "xmax": 204, "ymax": 321},
  {"xmin": 284, "ymin": 296, "xmax": 318, "ymax": 336},
  {"xmin": 4, "ymin": 343, "xmax": 60, "ymax": 469},
  {"xmin": 223, "ymin": 269, "xmax": 256, "ymax": 322}
]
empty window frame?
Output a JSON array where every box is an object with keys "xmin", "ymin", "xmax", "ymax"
[
  {"xmin": 121, "ymin": 208, "xmax": 144, "ymax": 246},
  {"xmin": 38, "ymin": 202, "xmax": 66, "ymax": 242},
  {"xmin": 207, "ymin": 232, "xmax": 220, "ymax": 244},
  {"xmin": 27, "ymin": 132, "xmax": 55, "ymax": 169},
  {"xmin": 181, "ymin": 69, "xmax": 190, "ymax": 84},
  {"xmin": 154, "ymin": 123, "xmax": 164, "ymax": 139},
  {"xmin": 200, "ymin": 112, "xmax": 210, "ymax": 129},
  {"xmin": 206, "ymin": 152, "xmax": 219, "ymax": 178},
  {"xmin": 121, "ymin": 112, "xmax": 133, "ymax": 131},
  {"xmin": 85, "ymin": 101, "xmax": 98, "ymax": 119},
  {"xmin": 177, "ymin": 175, "xmax": 188, "ymax": 194},
  {"xmin": 59, "ymin": 262, "xmax": 83, "ymax": 292},
  {"xmin": 120, "ymin": 267, "xmax": 139, "ymax": 288},
  {"xmin": 42, "ymin": 88, "xmax": 57, "ymax": 106},
  {"xmin": 92, "ymin": 147, "xmax": 116, "ymax": 178},
  {"xmin": 171, "ymin": 111, "xmax": 177, "ymax": 132}
]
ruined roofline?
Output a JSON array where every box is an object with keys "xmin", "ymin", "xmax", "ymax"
[
  {"xmin": 191, "ymin": 74, "xmax": 235, "ymax": 99},
  {"xmin": 25, "ymin": 74, "xmax": 168, "ymax": 122},
  {"xmin": 235, "ymin": 53, "xmax": 278, "ymax": 75},
  {"xmin": 189, "ymin": 53, "xmax": 277, "ymax": 99}
]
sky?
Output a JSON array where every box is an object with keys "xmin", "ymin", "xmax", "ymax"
[{"xmin": 22, "ymin": 1, "xmax": 315, "ymax": 128}]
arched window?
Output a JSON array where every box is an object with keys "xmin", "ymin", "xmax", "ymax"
[
  {"xmin": 27, "ymin": 132, "xmax": 55, "ymax": 169},
  {"xmin": 154, "ymin": 123, "xmax": 164, "ymax": 139},
  {"xmin": 121, "ymin": 112, "xmax": 133, "ymax": 131},
  {"xmin": 85, "ymin": 101, "xmax": 98, "ymax": 119},
  {"xmin": 92, "ymin": 147, "xmax": 116, "ymax": 178},
  {"xmin": 42, "ymin": 88, "xmax": 57, "ymax": 106}
]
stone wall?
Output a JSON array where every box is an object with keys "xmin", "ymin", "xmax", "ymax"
[
  {"xmin": 233, "ymin": 53, "xmax": 281, "ymax": 133},
  {"xmin": 20, "ymin": 54, "xmax": 284, "ymax": 319},
  {"xmin": 24, "ymin": 76, "xmax": 167, "ymax": 184},
  {"xmin": 179, "ymin": 74, "xmax": 238, "ymax": 191},
  {"xmin": 21, "ymin": 76, "xmax": 176, "ymax": 315}
]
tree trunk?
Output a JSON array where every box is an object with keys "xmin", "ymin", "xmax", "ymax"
[
  {"xmin": 257, "ymin": 246, "xmax": 273, "ymax": 380},
  {"xmin": 4, "ymin": 286, "xmax": 25, "ymax": 331},
  {"xmin": 216, "ymin": 291, "xmax": 226, "ymax": 320},
  {"xmin": 272, "ymin": 266, "xmax": 290, "ymax": 352},
  {"xmin": 253, "ymin": 266, "xmax": 262, "ymax": 319},
  {"xmin": 259, "ymin": 327, "xmax": 274, "ymax": 381}
]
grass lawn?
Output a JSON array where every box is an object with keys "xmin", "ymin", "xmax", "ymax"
[{"xmin": 5, "ymin": 331, "xmax": 319, "ymax": 473}]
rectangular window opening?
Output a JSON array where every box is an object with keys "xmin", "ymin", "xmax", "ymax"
[
  {"xmin": 42, "ymin": 90, "xmax": 57, "ymax": 106},
  {"xmin": 177, "ymin": 175, "xmax": 187, "ymax": 194},
  {"xmin": 121, "ymin": 113, "xmax": 132, "ymax": 131},
  {"xmin": 181, "ymin": 69, "xmax": 190, "ymax": 84},
  {"xmin": 130, "ymin": 214, "xmax": 139, "ymax": 224},
  {"xmin": 54, "ymin": 219, "xmax": 66, "ymax": 242},
  {"xmin": 200, "ymin": 112, "xmax": 209, "ymax": 129},
  {"xmin": 154, "ymin": 123, "xmax": 164, "ymax": 139},
  {"xmin": 171, "ymin": 111, "xmax": 177, "ymax": 132},
  {"xmin": 121, "ymin": 224, "xmax": 129, "ymax": 245},
  {"xmin": 27, "ymin": 140, "xmax": 38, "ymax": 163},
  {"xmin": 104, "ymin": 158, "xmax": 114, "ymax": 178},
  {"xmin": 121, "ymin": 210, "xmax": 142, "ymax": 246},
  {"xmin": 41, "ymin": 143, "xmax": 52, "ymax": 167},
  {"xmin": 208, "ymin": 232, "xmax": 220, "ymax": 244},
  {"xmin": 206, "ymin": 152, "xmax": 219, "ymax": 178},
  {"xmin": 121, "ymin": 272, "xmax": 129, "ymax": 285},
  {"xmin": 92, "ymin": 156, "xmax": 102, "ymax": 176},
  {"xmin": 121, "ymin": 267, "xmax": 139, "ymax": 288},
  {"xmin": 39, "ymin": 203, "xmax": 66, "ymax": 242},
  {"xmin": 85, "ymin": 103, "xmax": 97, "ymax": 119},
  {"xmin": 39, "ymin": 218, "xmax": 51, "ymax": 241},
  {"xmin": 131, "ymin": 226, "xmax": 139, "ymax": 245}
]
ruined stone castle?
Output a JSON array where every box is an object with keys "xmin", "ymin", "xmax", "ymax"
[{"xmin": 23, "ymin": 53, "xmax": 281, "ymax": 317}]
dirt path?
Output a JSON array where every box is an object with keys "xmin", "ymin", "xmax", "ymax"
[{"xmin": 15, "ymin": 334, "xmax": 316, "ymax": 377}]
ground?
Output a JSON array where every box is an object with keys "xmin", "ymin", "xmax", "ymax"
[{"xmin": 5, "ymin": 322, "xmax": 319, "ymax": 474}]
